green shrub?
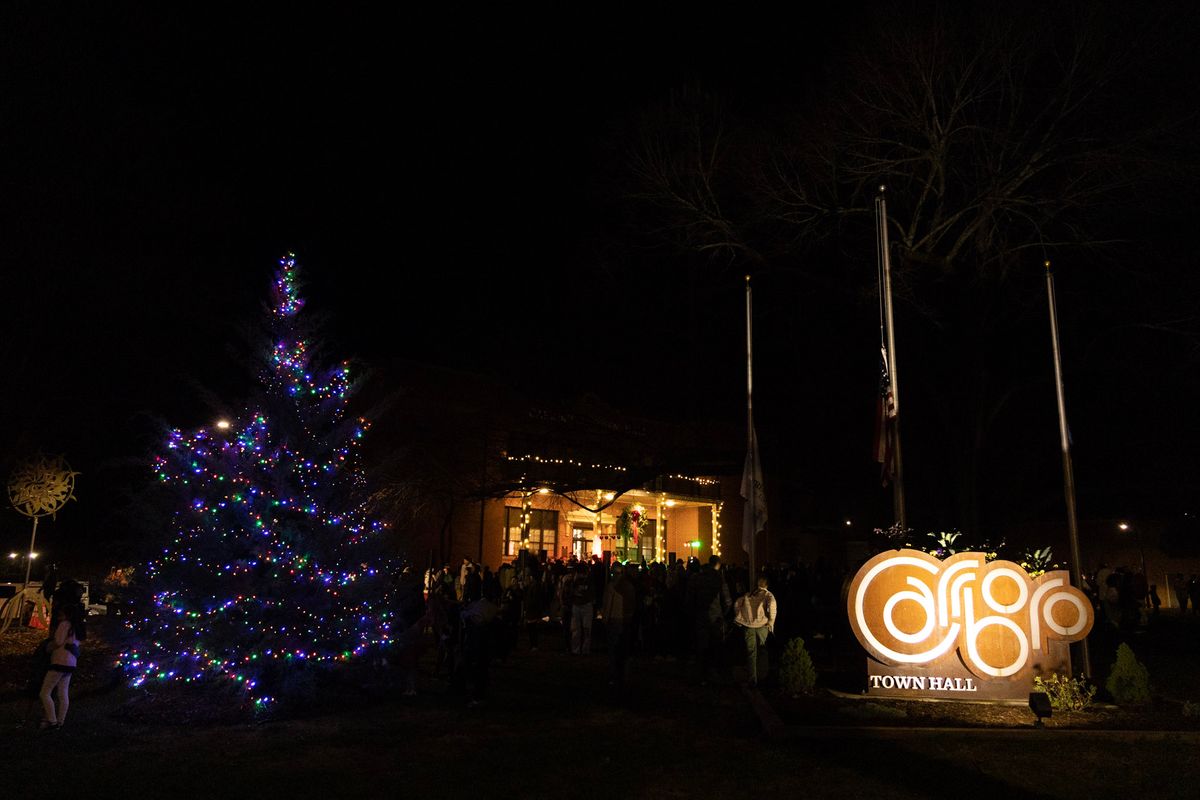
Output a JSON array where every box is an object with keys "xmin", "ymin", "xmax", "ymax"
[
  {"xmin": 1106, "ymin": 643, "xmax": 1152, "ymax": 706},
  {"xmin": 1033, "ymin": 673, "xmax": 1096, "ymax": 712},
  {"xmin": 780, "ymin": 637, "xmax": 818, "ymax": 695},
  {"xmin": 1182, "ymin": 700, "xmax": 1200, "ymax": 718}
]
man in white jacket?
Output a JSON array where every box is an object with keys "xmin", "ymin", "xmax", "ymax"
[{"xmin": 733, "ymin": 575, "xmax": 777, "ymax": 688}]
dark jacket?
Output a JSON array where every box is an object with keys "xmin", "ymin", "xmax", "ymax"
[
  {"xmin": 685, "ymin": 566, "xmax": 731, "ymax": 623},
  {"xmin": 602, "ymin": 574, "xmax": 638, "ymax": 624}
]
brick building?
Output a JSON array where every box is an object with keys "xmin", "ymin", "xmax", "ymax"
[{"xmin": 359, "ymin": 360, "xmax": 746, "ymax": 570}]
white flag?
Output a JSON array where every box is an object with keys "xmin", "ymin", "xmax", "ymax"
[{"xmin": 741, "ymin": 422, "xmax": 767, "ymax": 556}]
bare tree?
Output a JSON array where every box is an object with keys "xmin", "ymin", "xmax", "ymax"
[{"xmin": 621, "ymin": 4, "xmax": 1196, "ymax": 534}]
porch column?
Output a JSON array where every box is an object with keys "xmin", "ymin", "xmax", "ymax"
[
  {"xmin": 594, "ymin": 490, "xmax": 603, "ymax": 559},
  {"xmin": 711, "ymin": 502, "xmax": 723, "ymax": 558},
  {"xmin": 656, "ymin": 495, "xmax": 664, "ymax": 562}
]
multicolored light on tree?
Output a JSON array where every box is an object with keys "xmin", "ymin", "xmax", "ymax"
[{"xmin": 122, "ymin": 254, "xmax": 391, "ymax": 707}]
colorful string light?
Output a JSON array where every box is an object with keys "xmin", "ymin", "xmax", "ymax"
[{"xmin": 122, "ymin": 254, "xmax": 392, "ymax": 706}]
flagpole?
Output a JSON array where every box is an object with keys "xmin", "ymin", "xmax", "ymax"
[
  {"xmin": 745, "ymin": 274, "xmax": 757, "ymax": 583},
  {"xmin": 876, "ymin": 188, "xmax": 907, "ymax": 530},
  {"xmin": 1044, "ymin": 259, "xmax": 1091, "ymax": 677}
]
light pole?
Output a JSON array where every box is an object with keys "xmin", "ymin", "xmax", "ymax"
[{"xmin": 1118, "ymin": 521, "xmax": 1149, "ymax": 607}]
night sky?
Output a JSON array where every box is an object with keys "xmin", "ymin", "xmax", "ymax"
[{"xmin": 2, "ymin": 4, "xmax": 1198, "ymax": 570}]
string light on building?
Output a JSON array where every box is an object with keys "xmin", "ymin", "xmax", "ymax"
[
  {"xmin": 504, "ymin": 454, "xmax": 628, "ymax": 472},
  {"xmin": 521, "ymin": 491, "xmax": 533, "ymax": 551},
  {"xmin": 711, "ymin": 502, "xmax": 724, "ymax": 557},
  {"xmin": 657, "ymin": 493, "xmax": 668, "ymax": 563},
  {"xmin": 666, "ymin": 474, "xmax": 720, "ymax": 486}
]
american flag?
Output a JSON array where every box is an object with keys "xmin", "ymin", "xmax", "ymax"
[
  {"xmin": 741, "ymin": 422, "xmax": 767, "ymax": 556},
  {"xmin": 873, "ymin": 345, "xmax": 897, "ymax": 486}
]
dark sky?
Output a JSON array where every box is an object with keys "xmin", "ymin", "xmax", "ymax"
[
  {"xmin": 2, "ymin": 4, "xmax": 1198, "ymax": 567},
  {"xmin": 0, "ymin": 5, "xmax": 809, "ymax": 554},
  {"xmin": 0, "ymin": 6, "xmax": 845, "ymax": 437},
  {"xmin": 1, "ymin": 6, "xmax": 820, "ymax": 409}
]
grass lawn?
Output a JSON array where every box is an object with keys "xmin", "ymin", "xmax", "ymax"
[{"xmin": 2, "ymin": 613, "xmax": 1199, "ymax": 798}]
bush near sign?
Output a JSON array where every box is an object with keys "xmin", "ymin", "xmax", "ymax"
[{"xmin": 846, "ymin": 549, "xmax": 1094, "ymax": 701}]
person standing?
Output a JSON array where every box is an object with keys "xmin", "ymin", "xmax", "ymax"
[
  {"xmin": 460, "ymin": 583, "xmax": 500, "ymax": 708},
  {"xmin": 569, "ymin": 564, "xmax": 594, "ymax": 655},
  {"xmin": 602, "ymin": 563, "xmax": 638, "ymax": 691},
  {"xmin": 457, "ymin": 556, "xmax": 473, "ymax": 602},
  {"xmin": 521, "ymin": 571, "xmax": 544, "ymax": 652},
  {"xmin": 39, "ymin": 596, "xmax": 86, "ymax": 730},
  {"xmin": 685, "ymin": 555, "xmax": 731, "ymax": 684},
  {"xmin": 734, "ymin": 576, "xmax": 777, "ymax": 689},
  {"xmin": 557, "ymin": 565, "xmax": 575, "ymax": 648}
]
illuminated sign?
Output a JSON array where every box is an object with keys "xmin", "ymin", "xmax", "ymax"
[{"xmin": 847, "ymin": 550, "xmax": 1094, "ymax": 700}]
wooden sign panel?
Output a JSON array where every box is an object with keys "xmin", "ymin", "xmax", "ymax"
[{"xmin": 846, "ymin": 550, "xmax": 1094, "ymax": 700}]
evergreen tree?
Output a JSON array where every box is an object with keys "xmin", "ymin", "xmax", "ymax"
[{"xmin": 123, "ymin": 255, "xmax": 390, "ymax": 708}]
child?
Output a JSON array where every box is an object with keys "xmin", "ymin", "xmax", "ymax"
[{"xmin": 39, "ymin": 600, "xmax": 86, "ymax": 729}]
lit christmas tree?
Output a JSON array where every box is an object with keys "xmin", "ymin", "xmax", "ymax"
[{"xmin": 122, "ymin": 255, "xmax": 391, "ymax": 709}]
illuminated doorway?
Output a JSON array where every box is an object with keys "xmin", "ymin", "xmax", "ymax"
[{"xmin": 571, "ymin": 522, "xmax": 593, "ymax": 559}]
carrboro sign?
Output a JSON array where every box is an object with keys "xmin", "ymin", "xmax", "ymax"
[{"xmin": 847, "ymin": 550, "xmax": 1094, "ymax": 700}]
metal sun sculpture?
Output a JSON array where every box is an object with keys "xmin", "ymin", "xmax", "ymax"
[
  {"xmin": 7, "ymin": 454, "xmax": 79, "ymax": 587},
  {"xmin": 8, "ymin": 453, "xmax": 79, "ymax": 519}
]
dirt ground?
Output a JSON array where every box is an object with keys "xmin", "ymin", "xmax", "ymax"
[{"xmin": 2, "ymin": 612, "xmax": 1199, "ymax": 799}]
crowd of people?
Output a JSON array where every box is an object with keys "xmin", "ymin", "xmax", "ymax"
[
  {"xmin": 1086, "ymin": 563, "xmax": 1200, "ymax": 633},
  {"xmin": 382, "ymin": 553, "xmax": 850, "ymax": 706},
  {"xmin": 386, "ymin": 551, "xmax": 1200, "ymax": 706},
  {"xmin": 21, "ymin": 550, "xmax": 1200, "ymax": 724}
]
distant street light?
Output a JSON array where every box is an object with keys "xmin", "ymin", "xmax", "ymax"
[
  {"xmin": 1118, "ymin": 521, "xmax": 1150, "ymax": 606},
  {"xmin": 7, "ymin": 551, "xmax": 38, "ymax": 581}
]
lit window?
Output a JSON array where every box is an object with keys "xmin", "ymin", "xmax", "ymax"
[{"xmin": 504, "ymin": 507, "xmax": 558, "ymax": 558}]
